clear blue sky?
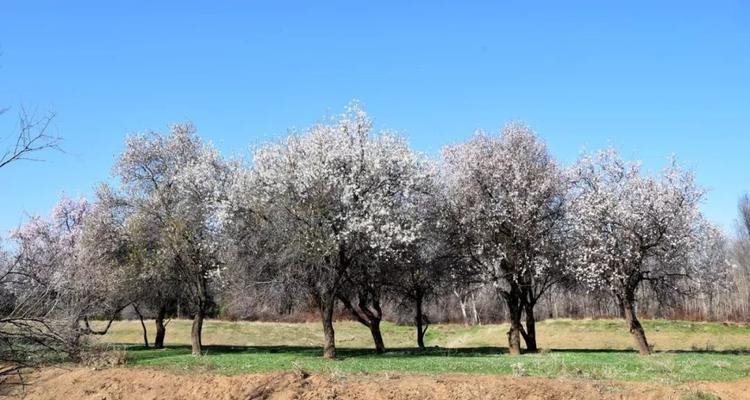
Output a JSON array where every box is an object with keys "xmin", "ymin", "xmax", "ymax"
[{"xmin": 0, "ymin": 1, "xmax": 748, "ymax": 236}]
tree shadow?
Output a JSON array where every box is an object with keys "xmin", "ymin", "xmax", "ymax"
[
  {"xmin": 544, "ymin": 348, "xmax": 750, "ymax": 355},
  {"xmin": 117, "ymin": 344, "xmax": 749, "ymax": 364},
  {"xmin": 119, "ymin": 344, "xmax": 509, "ymax": 361}
]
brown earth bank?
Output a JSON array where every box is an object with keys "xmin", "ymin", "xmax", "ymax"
[{"xmin": 5, "ymin": 367, "xmax": 750, "ymax": 400}]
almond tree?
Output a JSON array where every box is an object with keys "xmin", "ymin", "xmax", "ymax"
[
  {"xmin": 442, "ymin": 124, "xmax": 567, "ymax": 355},
  {"xmin": 566, "ymin": 150, "xmax": 705, "ymax": 355},
  {"xmin": 251, "ymin": 104, "xmax": 429, "ymax": 358},
  {"xmin": 79, "ymin": 184, "xmax": 177, "ymax": 348},
  {"xmin": 0, "ymin": 102, "xmax": 62, "ymax": 378},
  {"xmin": 114, "ymin": 124, "xmax": 231, "ymax": 356},
  {"xmin": 4, "ymin": 196, "xmax": 118, "ymax": 360},
  {"xmin": 10, "ymin": 197, "xmax": 93, "ymax": 324},
  {"xmin": 336, "ymin": 182, "xmax": 438, "ymax": 355},
  {"xmin": 384, "ymin": 169, "xmax": 452, "ymax": 350},
  {"xmin": 388, "ymin": 222, "xmax": 453, "ymax": 349},
  {"xmin": 337, "ymin": 140, "xmax": 436, "ymax": 354}
]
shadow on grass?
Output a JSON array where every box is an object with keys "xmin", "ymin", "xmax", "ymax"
[
  {"xmin": 119, "ymin": 345, "xmax": 509, "ymax": 362},
  {"xmin": 547, "ymin": 348, "xmax": 750, "ymax": 355},
  {"xmin": 116, "ymin": 344, "xmax": 750, "ymax": 364}
]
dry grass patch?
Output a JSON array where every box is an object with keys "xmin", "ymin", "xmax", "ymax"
[{"xmin": 92, "ymin": 318, "xmax": 750, "ymax": 352}]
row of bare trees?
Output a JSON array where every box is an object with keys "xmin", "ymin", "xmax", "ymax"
[{"xmin": 1, "ymin": 104, "xmax": 744, "ymax": 367}]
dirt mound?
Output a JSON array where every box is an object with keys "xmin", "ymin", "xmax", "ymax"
[{"xmin": 9, "ymin": 367, "xmax": 749, "ymax": 400}]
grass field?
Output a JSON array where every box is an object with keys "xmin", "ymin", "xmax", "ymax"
[{"xmin": 92, "ymin": 319, "xmax": 750, "ymax": 384}]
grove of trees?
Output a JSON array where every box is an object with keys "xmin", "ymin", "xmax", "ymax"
[{"xmin": 2, "ymin": 104, "xmax": 746, "ymax": 368}]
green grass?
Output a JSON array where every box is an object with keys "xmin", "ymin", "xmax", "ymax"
[
  {"xmin": 117, "ymin": 344, "xmax": 750, "ymax": 384},
  {"xmin": 88, "ymin": 318, "xmax": 750, "ymax": 383}
]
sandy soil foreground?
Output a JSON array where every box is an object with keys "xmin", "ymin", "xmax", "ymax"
[{"xmin": 5, "ymin": 367, "xmax": 750, "ymax": 400}]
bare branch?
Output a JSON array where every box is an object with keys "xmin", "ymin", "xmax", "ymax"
[{"xmin": 0, "ymin": 106, "xmax": 62, "ymax": 170}]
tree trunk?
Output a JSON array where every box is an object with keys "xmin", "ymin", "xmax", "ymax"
[
  {"xmin": 504, "ymin": 283, "xmax": 523, "ymax": 356},
  {"xmin": 454, "ymin": 289, "xmax": 470, "ymax": 326},
  {"xmin": 68, "ymin": 319, "xmax": 83, "ymax": 362},
  {"xmin": 621, "ymin": 294, "xmax": 651, "ymax": 355},
  {"xmin": 337, "ymin": 292, "xmax": 385, "ymax": 354},
  {"xmin": 507, "ymin": 306, "xmax": 523, "ymax": 356},
  {"xmin": 415, "ymin": 294, "xmax": 427, "ymax": 349},
  {"xmin": 470, "ymin": 293, "xmax": 480, "ymax": 325},
  {"xmin": 319, "ymin": 295, "xmax": 337, "ymax": 359},
  {"xmin": 133, "ymin": 304, "xmax": 149, "ymax": 348},
  {"xmin": 523, "ymin": 302, "xmax": 538, "ymax": 353},
  {"xmin": 154, "ymin": 305, "xmax": 167, "ymax": 349},
  {"xmin": 191, "ymin": 308, "xmax": 204, "ymax": 356},
  {"xmin": 369, "ymin": 320, "xmax": 385, "ymax": 354}
]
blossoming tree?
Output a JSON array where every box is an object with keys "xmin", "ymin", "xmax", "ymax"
[
  {"xmin": 442, "ymin": 123, "xmax": 567, "ymax": 355},
  {"xmin": 114, "ymin": 124, "xmax": 232, "ymax": 356},
  {"xmin": 5, "ymin": 196, "xmax": 117, "ymax": 358},
  {"xmin": 566, "ymin": 150, "xmax": 706, "ymax": 355},
  {"xmin": 251, "ymin": 104, "xmax": 431, "ymax": 358}
]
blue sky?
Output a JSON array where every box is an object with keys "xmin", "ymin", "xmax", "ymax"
[{"xmin": 0, "ymin": 1, "xmax": 748, "ymax": 235}]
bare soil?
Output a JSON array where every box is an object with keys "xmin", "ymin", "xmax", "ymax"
[{"xmin": 5, "ymin": 367, "xmax": 750, "ymax": 400}]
